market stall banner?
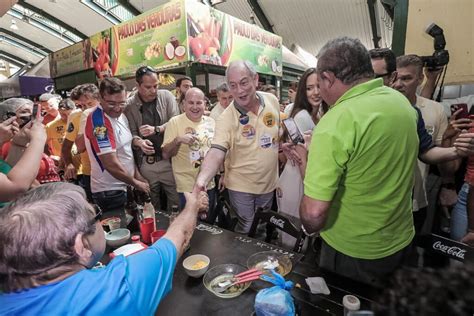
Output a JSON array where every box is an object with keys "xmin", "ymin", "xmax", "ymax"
[
  {"xmin": 186, "ymin": 0, "xmax": 283, "ymax": 77},
  {"xmin": 90, "ymin": 29, "xmax": 115, "ymax": 80},
  {"xmin": 111, "ymin": 0, "xmax": 187, "ymax": 77},
  {"xmin": 49, "ymin": 40, "xmax": 93, "ymax": 78}
]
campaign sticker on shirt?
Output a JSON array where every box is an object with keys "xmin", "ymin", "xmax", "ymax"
[
  {"xmin": 271, "ymin": 137, "xmax": 279, "ymax": 149},
  {"xmin": 260, "ymin": 133, "xmax": 272, "ymax": 148},
  {"xmin": 67, "ymin": 122, "xmax": 75, "ymax": 133},
  {"xmin": 239, "ymin": 114, "xmax": 250, "ymax": 125},
  {"xmin": 93, "ymin": 126, "xmax": 107, "ymax": 141},
  {"xmin": 189, "ymin": 150, "xmax": 200, "ymax": 162},
  {"xmin": 263, "ymin": 113, "xmax": 276, "ymax": 127},
  {"xmin": 425, "ymin": 125, "xmax": 434, "ymax": 136},
  {"xmin": 189, "ymin": 139, "xmax": 201, "ymax": 151},
  {"xmin": 241, "ymin": 124, "xmax": 256, "ymax": 139},
  {"xmin": 185, "ymin": 127, "xmax": 196, "ymax": 135}
]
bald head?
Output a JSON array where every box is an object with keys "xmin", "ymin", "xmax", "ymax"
[
  {"xmin": 184, "ymin": 87, "xmax": 206, "ymax": 122},
  {"xmin": 185, "ymin": 87, "xmax": 205, "ymax": 101}
]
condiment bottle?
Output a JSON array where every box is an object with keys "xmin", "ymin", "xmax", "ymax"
[
  {"xmin": 143, "ymin": 195, "xmax": 156, "ymax": 230},
  {"xmin": 343, "ymin": 295, "xmax": 360, "ymax": 316}
]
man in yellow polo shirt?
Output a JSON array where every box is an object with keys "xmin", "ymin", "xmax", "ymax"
[
  {"xmin": 62, "ymin": 84, "xmax": 100, "ymax": 201},
  {"xmin": 46, "ymin": 98, "xmax": 76, "ymax": 158},
  {"xmin": 195, "ymin": 60, "xmax": 280, "ymax": 234},
  {"xmin": 162, "ymin": 87, "xmax": 216, "ymax": 211}
]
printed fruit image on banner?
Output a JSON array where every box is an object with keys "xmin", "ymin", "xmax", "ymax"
[
  {"xmin": 112, "ymin": 0, "xmax": 187, "ymax": 77},
  {"xmin": 187, "ymin": 6, "xmax": 232, "ymax": 66},
  {"xmin": 90, "ymin": 30, "xmax": 116, "ymax": 79},
  {"xmin": 186, "ymin": 0, "xmax": 282, "ymax": 76}
]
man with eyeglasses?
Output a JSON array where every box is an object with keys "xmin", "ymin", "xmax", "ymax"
[
  {"xmin": 84, "ymin": 77, "xmax": 150, "ymax": 223},
  {"xmin": 124, "ymin": 66, "xmax": 179, "ymax": 212},
  {"xmin": 195, "ymin": 60, "xmax": 281, "ymax": 234},
  {"xmin": 369, "ymin": 48, "xmax": 474, "ymax": 167}
]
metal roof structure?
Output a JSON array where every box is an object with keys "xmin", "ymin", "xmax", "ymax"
[{"xmin": 0, "ymin": 0, "xmax": 395, "ymax": 77}]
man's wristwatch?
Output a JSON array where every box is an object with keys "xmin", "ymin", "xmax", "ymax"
[{"xmin": 155, "ymin": 126, "xmax": 160, "ymax": 135}]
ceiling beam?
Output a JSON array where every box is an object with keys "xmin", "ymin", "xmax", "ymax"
[
  {"xmin": 0, "ymin": 36, "xmax": 47, "ymax": 58},
  {"xmin": 18, "ymin": 0, "xmax": 87, "ymax": 39},
  {"xmin": 380, "ymin": 0, "xmax": 395, "ymax": 20},
  {"xmin": 0, "ymin": 50, "xmax": 29, "ymax": 67},
  {"xmin": 367, "ymin": 0, "xmax": 381, "ymax": 48},
  {"xmin": 116, "ymin": 0, "xmax": 141, "ymax": 15},
  {"xmin": 247, "ymin": 0, "xmax": 274, "ymax": 33},
  {"xmin": 0, "ymin": 27, "xmax": 52, "ymax": 54},
  {"xmin": 391, "ymin": 0, "xmax": 408, "ymax": 56}
]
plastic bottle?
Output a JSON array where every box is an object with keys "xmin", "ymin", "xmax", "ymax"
[
  {"xmin": 125, "ymin": 186, "xmax": 140, "ymax": 233},
  {"xmin": 143, "ymin": 195, "xmax": 156, "ymax": 230}
]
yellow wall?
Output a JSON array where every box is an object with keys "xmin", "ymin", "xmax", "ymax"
[{"xmin": 405, "ymin": 0, "xmax": 474, "ymax": 84}]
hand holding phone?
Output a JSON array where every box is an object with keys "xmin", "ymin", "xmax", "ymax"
[
  {"xmin": 450, "ymin": 103, "xmax": 469, "ymax": 120},
  {"xmin": 282, "ymin": 118, "xmax": 305, "ymax": 145},
  {"xmin": 32, "ymin": 104, "xmax": 42, "ymax": 121}
]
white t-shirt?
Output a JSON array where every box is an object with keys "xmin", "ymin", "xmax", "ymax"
[{"xmin": 84, "ymin": 106, "xmax": 135, "ymax": 193}]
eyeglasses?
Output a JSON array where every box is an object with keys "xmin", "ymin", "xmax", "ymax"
[
  {"xmin": 89, "ymin": 204, "xmax": 103, "ymax": 225},
  {"xmin": 102, "ymin": 99, "xmax": 127, "ymax": 108}
]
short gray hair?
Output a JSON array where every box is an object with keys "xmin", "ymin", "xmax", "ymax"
[
  {"xmin": 0, "ymin": 183, "xmax": 97, "ymax": 292},
  {"xmin": 316, "ymin": 37, "xmax": 374, "ymax": 85},
  {"xmin": 215, "ymin": 82, "xmax": 229, "ymax": 93},
  {"xmin": 39, "ymin": 93, "xmax": 61, "ymax": 102},
  {"xmin": 226, "ymin": 60, "xmax": 257, "ymax": 82},
  {"xmin": 0, "ymin": 98, "xmax": 34, "ymax": 122}
]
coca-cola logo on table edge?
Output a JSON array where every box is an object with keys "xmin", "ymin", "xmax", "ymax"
[
  {"xmin": 432, "ymin": 241, "xmax": 467, "ymax": 260},
  {"xmin": 269, "ymin": 216, "xmax": 285, "ymax": 229}
]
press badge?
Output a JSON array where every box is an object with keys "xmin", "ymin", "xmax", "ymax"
[
  {"xmin": 260, "ymin": 134, "xmax": 272, "ymax": 148},
  {"xmin": 190, "ymin": 150, "xmax": 200, "ymax": 161}
]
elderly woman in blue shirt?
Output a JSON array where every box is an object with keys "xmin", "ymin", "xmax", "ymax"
[{"xmin": 0, "ymin": 182, "xmax": 207, "ymax": 315}]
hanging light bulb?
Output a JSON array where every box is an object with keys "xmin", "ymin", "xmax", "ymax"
[{"xmin": 10, "ymin": 20, "xmax": 19, "ymax": 31}]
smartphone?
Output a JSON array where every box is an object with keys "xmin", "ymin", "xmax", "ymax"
[
  {"xmin": 282, "ymin": 118, "xmax": 304, "ymax": 145},
  {"xmin": 450, "ymin": 103, "xmax": 469, "ymax": 119},
  {"xmin": 32, "ymin": 103, "xmax": 42, "ymax": 120}
]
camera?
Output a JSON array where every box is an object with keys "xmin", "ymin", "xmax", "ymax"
[{"xmin": 420, "ymin": 23, "xmax": 449, "ymax": 69}]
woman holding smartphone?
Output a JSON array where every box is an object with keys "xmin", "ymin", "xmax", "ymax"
[
  {"xmin": 277, "ymin": 68, "xmax": 328, "ymax": 247},
  {"xmin": 0, "ymin": 98, "xmax": 47, "ymax": 206}
]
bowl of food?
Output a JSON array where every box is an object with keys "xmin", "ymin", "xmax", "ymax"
[
  {"xmin": 203, "ymin": 264, "xmax": 252, "ymax": 298},
  {"xmin": 105, "ymin": 228, "xmax": 130, "ymax": 248},
  {"xmin": 183, "ymin": 254, "xmax": 210, "ymax": 278},
  {"xmin": 247, "ymin": 251, "xmax": 292, "ymax": 276}
]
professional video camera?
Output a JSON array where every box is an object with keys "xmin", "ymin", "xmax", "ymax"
[{"xmin": 420, "ymin": 23, "xmax": 449, "ymax": 69}]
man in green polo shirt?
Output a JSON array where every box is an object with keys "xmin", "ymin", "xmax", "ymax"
[{"xmin": 301, "ymin": 37, "xmax": 418, "ymax": 286}]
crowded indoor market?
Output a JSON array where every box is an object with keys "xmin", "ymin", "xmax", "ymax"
[{"xmin": 0, "ymin": 0, "xmax": 473, "ymax": 315}]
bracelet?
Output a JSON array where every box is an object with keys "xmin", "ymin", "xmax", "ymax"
[{"xmin": 301, "ymin": 224, "xmax": 318, "ymax": 237}]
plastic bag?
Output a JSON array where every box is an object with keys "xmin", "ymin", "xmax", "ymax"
[{"xmin": 254, "ymin": 270, "xmax": 295, "ymax": 316}]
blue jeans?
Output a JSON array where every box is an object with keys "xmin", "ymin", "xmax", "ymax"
[
  {"xmin": 450, "ymin": 182, "xmax": 469, "ymax": 241},
  {"xmin": 92, "ymin": 190, "xmax": 127, "ymax": 228},
  {"xmin": 178, "ymin": 189, "xmax": 216, "ymax": 224}
]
